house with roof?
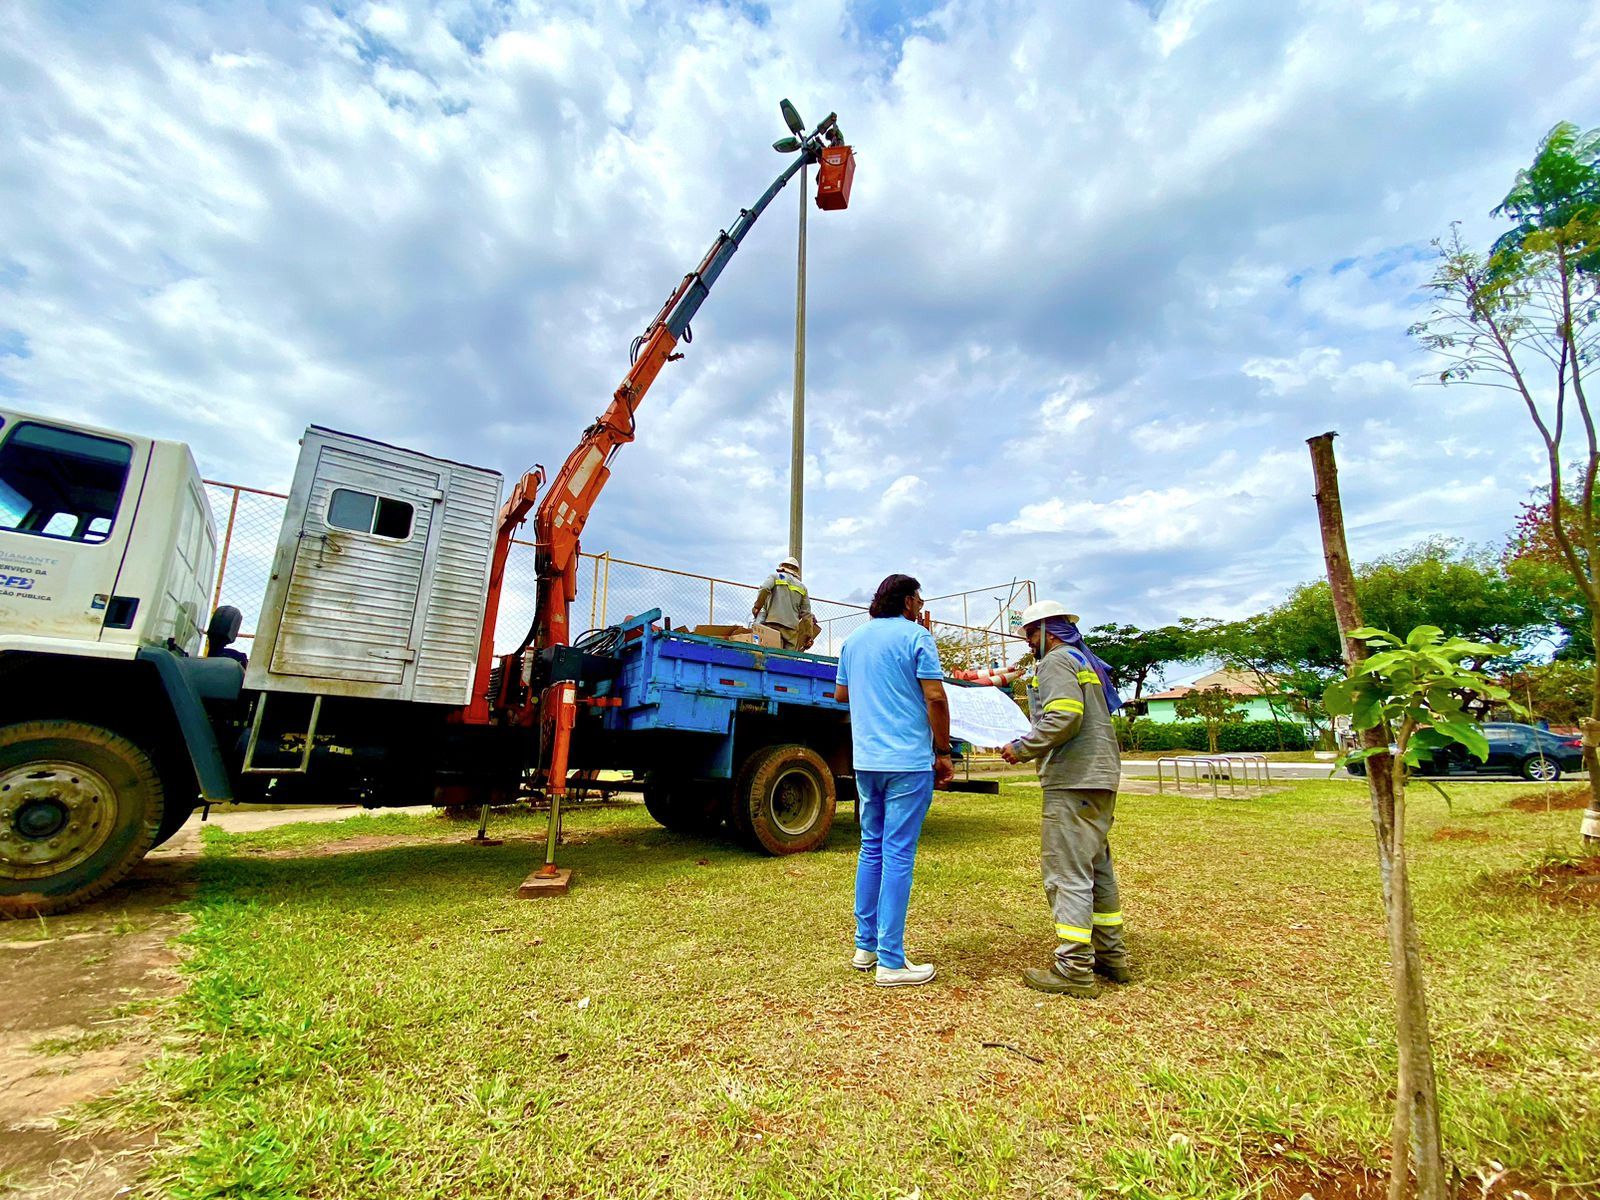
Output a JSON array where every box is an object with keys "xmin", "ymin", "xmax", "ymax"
[{"xmin": 1139, "ymin": 668, "xmax": 1304, "ymax": 725}]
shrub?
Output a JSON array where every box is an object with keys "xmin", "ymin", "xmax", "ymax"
[
  {"xmin": 1217, "ymin": 721, "xmax": 1309, "ymax": 752},
  {"xmin": 1113, "ymin": 717, "xmax": 1308, "ymax": 753}
]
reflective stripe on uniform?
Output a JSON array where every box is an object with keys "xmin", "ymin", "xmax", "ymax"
[
  {"xmin": 1092, "ymin": 911, "xmax": 1123, "ymax": 926},
  {"xmin": 1043, "ymin": 697, "xmax": 1084, "ymax": 714},
  {"xmin": 775, "ymin": 580, "xmax": 807, "ymax": 596},
  {"xmin": 1077, "ymin": 669, "xmax": 1099, "ymax": 685},
  {"xmin": 1056, "ymin": 924, "xmax": 1092, "ymax": 944}
]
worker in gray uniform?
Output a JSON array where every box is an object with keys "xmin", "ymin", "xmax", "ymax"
[
  {"xmin": 752, "ymin": 556, "xmax": 814, "ymax": 650},
  {"xmin": 1000, "ymin": 600, "xmax": 1128, "ymax": 996}
]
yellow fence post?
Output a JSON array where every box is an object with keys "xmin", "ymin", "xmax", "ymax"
[{"xmin": 589, "ymin": 553, "xmax": 601, "ymax": 630}]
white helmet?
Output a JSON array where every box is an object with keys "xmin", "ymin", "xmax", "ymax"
[
  {"xmin": 778, "ymin": 556, "xmax": 801, "ymax": 573},
  {"xmin": 1018, "ymin": 600, "xmax": 1078, "ymax": 629}
]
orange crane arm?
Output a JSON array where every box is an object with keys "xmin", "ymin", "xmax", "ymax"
[
  {"xmin": 464, "ymin": 115, "xmax": 850, "ymax": 724},
  {"xmin": 531, "ymin": 121, "xmax": 843, "ymax": 651}
]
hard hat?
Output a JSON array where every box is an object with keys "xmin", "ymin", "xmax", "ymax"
[
  {"xmin": 778, "ymin": 556, "xmax": 801, "ymax": 572},
  {"xmin": 1018, "ymin": 600, "xmax": 1079, "ymax": 629}
]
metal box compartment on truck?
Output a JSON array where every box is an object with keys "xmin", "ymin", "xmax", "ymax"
[{"xmin": 245, "ymin": 427, "xmax": 501, "ymax": 706}]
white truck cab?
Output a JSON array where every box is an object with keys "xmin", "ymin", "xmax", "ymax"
[
  {"xmin": 0, "ymin": 408, "xmax": 238, "ymax": 917},
  {"xmin": 0, "ymin": 409, "xmax": 215, "ymax": 656},
  {"xmin": 0, "ymin": 408, "xmax": 504, "ymax": 919}
]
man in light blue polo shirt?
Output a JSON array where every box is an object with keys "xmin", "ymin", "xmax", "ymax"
[{"xmin": 834, "ymin": 573, "xmax": 953, "ymax": 988}]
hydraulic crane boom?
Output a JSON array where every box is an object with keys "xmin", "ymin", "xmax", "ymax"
[{"xmin": 464, "ymin": 109, "xmax": 853, "ymax": 724}]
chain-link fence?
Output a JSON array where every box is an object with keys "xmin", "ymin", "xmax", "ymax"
[
  {"xmin": 203, "ymin": 480, "xmax": 1032, "ymax": 664},
  {"xmin": 204, "ymin": 482, "xmax": 290, "ymax": 643}
]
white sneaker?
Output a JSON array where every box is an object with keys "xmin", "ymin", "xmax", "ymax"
[
  {"xmin": 851, "ymin": 949, "xmax": 878, "ymax": 970},
  {"xmin": 875, "ymin": 961, "xmax": 936, "ymax": 988}
]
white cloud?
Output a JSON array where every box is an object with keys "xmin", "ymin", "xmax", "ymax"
[{"xmin": 0, "ymin": 0, "xmax": 1591, "ymax": 628}]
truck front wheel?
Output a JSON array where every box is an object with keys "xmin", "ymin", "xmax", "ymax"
[
  {"xmin": 0, "ymin": 721, "xmax": 164, "ymax": 918},
  {"xmin": 737, "ymin": 744, "xmax": 835, "ymax": 855}
]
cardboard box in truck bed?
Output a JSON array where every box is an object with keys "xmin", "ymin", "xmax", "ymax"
[{"xmin": 691, "ymin": 623, "xmax": 784, "ymax": 648}]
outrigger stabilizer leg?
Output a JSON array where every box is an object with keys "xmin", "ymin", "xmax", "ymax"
[{"xmin": 519, "ymin": 682, "xmax": 577, "ymax": 897}]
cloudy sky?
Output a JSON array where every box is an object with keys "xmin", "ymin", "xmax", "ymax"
[{"xmin": 3, "ymin": 0, "xmax": 1597, "ymax": 630}]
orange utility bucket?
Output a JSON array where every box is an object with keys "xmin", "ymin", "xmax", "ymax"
[{"xmin": 815, "ymin": 145, "xmax": 855, "ymax": 210}]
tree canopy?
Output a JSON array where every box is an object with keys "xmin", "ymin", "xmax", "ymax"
[{"xmin": 1086, "ymin": 619, "xmax": 1218, "ymax": 702}]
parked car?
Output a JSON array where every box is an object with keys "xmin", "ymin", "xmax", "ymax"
[{"xmin": 1345, "ymin": 722, "xmax": 1584, "ymax": 782}]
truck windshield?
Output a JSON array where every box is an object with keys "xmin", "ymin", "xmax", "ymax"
[{"xmin": 0, "ymin": 422, "xmax": 133, "ymax": 544}]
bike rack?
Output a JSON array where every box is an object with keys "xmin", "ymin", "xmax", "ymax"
[{"xmin": 1155, "ymin": 753, "xmax": 1272, "ymax": 796}]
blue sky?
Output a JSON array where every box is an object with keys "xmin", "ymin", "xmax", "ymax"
[{"xmin": 2, "ymin": 0, "xmax": 1597, "ymax": 626}]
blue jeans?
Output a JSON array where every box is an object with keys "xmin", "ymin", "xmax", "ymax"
[{"xmin": 853, "ymin": 770, "xmax": 935, "ymax": 969}]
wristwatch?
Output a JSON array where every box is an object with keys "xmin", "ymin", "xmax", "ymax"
[{"xmin": 934, "ymin": 745, "xmax": 952, "ymax": 756}]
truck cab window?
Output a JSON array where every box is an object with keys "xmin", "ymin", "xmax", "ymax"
[
  {"xmin": 0, "ymin": 423, "xmax": 133, "ymax": 544},
  {"xmin": 327, "ymin": 487, "xmax": 413, "ymax": 540}
]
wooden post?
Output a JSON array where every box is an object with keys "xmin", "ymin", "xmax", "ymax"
[{"xmin": 1307, "ymin": 432, "xmax": 1445, "ymax": 1200}]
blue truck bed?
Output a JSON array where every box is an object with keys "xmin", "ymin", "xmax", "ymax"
[{"xmin": 600, "ymin": 609, "xmax": 843, "ymax": 740}]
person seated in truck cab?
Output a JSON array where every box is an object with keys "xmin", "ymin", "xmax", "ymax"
[{"xmin": 205, "ymin": 605, "xmax": 247, "ymax": 669}]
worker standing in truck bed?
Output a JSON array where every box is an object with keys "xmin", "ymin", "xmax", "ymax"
[{"xmin": 752, "ymin": 556, "xmax": 813, "ymax": 650}]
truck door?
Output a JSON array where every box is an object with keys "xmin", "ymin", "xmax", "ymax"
[
  {"xmin": 268, "ymin": 451, "xmax": 440, "ymax": 687},
  {"xmin": 0, "ymin": 416, "xmax": 146, "ymax": 642}
]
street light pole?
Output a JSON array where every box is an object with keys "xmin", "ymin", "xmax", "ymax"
[{"xmin": 788, "ymin": 159, "xmax": 808, "ymax": 569}]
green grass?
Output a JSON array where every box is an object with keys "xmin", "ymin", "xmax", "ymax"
[{"xmin": 97, "ymin": 781, "xmax": 1599, "ymax": 1199}]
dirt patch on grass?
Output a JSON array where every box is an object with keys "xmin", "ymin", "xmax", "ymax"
[
  {"xmin": 1513, "ymin": 853, "xmax": 1600, "ymax": 908},
  {"xmin": 1431, "ymin": 827, "xmax": 1497, "ymax": 843},
  {"xmin": 0, "ymin": 838, "xmax": 196, "ymax": 1198},
  {"xmin": 1506, "ymin": 786, "xmax": 1591, "ymax": 813},
  {"xmin": 1255, "ymin": 1158, "xmax": 1557, "ymax": 1199}
]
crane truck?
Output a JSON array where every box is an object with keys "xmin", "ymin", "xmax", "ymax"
[{"xmin": 0, "ymin": 108, "xmax": 858, "ymax": 917}]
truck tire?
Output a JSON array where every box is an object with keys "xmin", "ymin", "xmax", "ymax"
[
  {"xmin": 736, "ymin": 744, "xmax": 835, "ymax": 856},
  {"xmin": 0, "ymin": 721, "xmax": 164, "ymax": 918},
  {"xmin": 642, "ymin": 775, "xmax": 726, "ymax": 834},
  {"xmin": 727, "ymin": 752, "xmax": 762, "ymax": 845}
]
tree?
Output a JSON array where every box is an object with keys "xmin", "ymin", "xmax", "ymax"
[
  {"xmin": 1496, "ymin": 659, "xmax": 1591, "ymax": 726},
  {"xmin": 933, "ymin": 628, "xmax": 995, "ymax": 674},
  {"xmin": 1324, "ymin": 626, "xmax": 1514, "ymax": 1200},
  {"xmin": 1218, "ymin": 541, "xmax": 1546, "ymax": 737},
  {"xmin": 1088, "ymin": 619, "xmax": 1219, "ymax": 704},
  {"xmin": 1173, "ymin": 685, "xmax": 1246, "ymax": 753},
  {"xmin": 1410, "ymin": 120, "xmax": 1600, "ymax": 837},
  {"xmin": 1505, "ymin": 486, "xmax": 1595, "ymax": 661}
]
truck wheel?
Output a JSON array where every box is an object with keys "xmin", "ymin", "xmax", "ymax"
[
  {"xmin": 737, "ymin": 744, "xmax": 835, "ymax": 856},
  {"xmin": 643, "ymin": 776, "xmax": 726, "ymax": 834},
  {"xmin": 0, "ymin": 721, "xmax": 164, "ymax": 918},
  {"xmin": 727, "ymin": 752, "xmax": 762, "ymax": 845}
]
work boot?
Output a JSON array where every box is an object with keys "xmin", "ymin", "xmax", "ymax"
[
  {"xmin": 1094, "ymin": 956, "xmax": 1131, "ymax": 984},
  {"xmin": 851, "ymin": 948, "xmax": 878, "ymax": 971},
  {"xmin": 875, "ymin": 960, "xmax": 936, "ymax": 988},
  {"xmin": 1022, "ymin": 959, "xmax": 1098, "ymax": 997}
]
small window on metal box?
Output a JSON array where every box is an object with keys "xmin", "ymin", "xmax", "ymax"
[
  {"xmin": 327, "ymin": 488, "xmax": 413, "ymax": 540},
  {"xmin": 0, "ymin": 422, "xmax": 133, "ymax": 544}
]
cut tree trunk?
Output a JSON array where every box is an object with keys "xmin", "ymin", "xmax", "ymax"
[{"xmin": 1308, "ymin": 432, "xmax": 1447, "ymax": 1200}]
